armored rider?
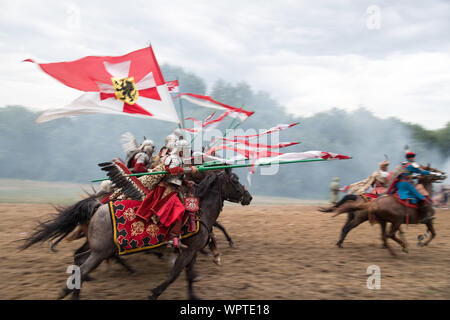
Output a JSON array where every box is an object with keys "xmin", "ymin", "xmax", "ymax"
[
  {"xmin": 126, "ymin": 139, "xmax": 155, "ymax": 173},
  {"xmin": 158, "ymin": 128, "xmax": 184, "ymax": 158},
  {"xmin": 163, "ymin": 139, "xmax": 199, "ymax": 248}
]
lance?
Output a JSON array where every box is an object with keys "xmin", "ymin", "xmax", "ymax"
[{"xmin": 91, "ymin": 157, "xmax": 351, "ymax": 183}]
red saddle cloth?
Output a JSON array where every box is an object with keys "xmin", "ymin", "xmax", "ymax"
[{"xmin": 108, "ymin": 199, "xmax": 199, "ymax": 255}]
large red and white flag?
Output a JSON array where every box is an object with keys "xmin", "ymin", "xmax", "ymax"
[
  {"xmin": 178, "ymin": 93, "xmax": 254, "ymax": 122},
  {"xmin": 25, "ymin": 47, "xmax": 179, "ymax": 123}
]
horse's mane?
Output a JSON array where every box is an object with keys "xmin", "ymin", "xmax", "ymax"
[{"xmin": 194, "ymin": 172, "xmax": 220, "ymax": 199}]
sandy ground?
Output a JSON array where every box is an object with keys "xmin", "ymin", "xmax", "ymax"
[{"xmin": 1, "ymin": 203, "xmax": 449, "ymax": 300}]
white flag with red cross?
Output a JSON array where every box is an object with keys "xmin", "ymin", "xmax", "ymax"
[{"xmin": 25, "ymin": 47, "xmax": 180, "ymax": 123}]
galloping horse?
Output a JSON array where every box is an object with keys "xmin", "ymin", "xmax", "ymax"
[
  {"xmin": 20, "ymin": 169, "xmax": 251, "ymax": 299},
  {"xmin": 334, "ymin": 166, "xmax": 446, "ymax": 255}
]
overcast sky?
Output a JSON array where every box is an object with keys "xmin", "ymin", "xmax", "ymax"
[{"xmin": 0, "ymin": 0, "xmax": 449, "ymax": 129}]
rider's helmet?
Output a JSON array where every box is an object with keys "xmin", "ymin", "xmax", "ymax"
[
  {"xmin": 139, "ymin": 139, "xmax": 154, "ymax": 155},
  {"xmin": 171, "ymin": 139, "xmax": 191, "ymax": 163}
]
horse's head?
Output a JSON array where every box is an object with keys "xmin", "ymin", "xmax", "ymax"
[
  {"xmin": 419, "ymin": 164, "xmax": 447, "ymax": 184},
  {"xmin": 194, "ymin": 169, "xmax": 252, "ymax": 206},
  {"xmin": 220, "ymin": 168, "xmax": 253, "ymax": 205}
]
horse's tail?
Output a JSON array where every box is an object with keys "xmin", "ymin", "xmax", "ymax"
[
  {"xmin": 19, "ymin": 194, "xmax": 102, "ymax": 252},
  {"xmin": 332, "ymin": 202, "xmax": 367, "ymax": 217}
]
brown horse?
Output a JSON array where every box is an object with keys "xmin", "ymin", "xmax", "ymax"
[{"xmin": 334, "ymin": 166, "xmax": 446, "ymax": 254}]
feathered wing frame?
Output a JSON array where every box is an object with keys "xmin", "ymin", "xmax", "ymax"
[{"xmin": 120, "ymin": 132, "xmax": 139, "ymax": 154}]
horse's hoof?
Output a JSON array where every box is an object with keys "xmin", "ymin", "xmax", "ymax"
[
  {"xmin": 148, "ymin": 293, "xmax": 157, "ymax": 300},
  {"xmin": 417, "ymin": 242, "xmax": 424, "ymax": 247},
  {"xmin": 229, "ymin": 242, "xmax": 235, "ymax": 248},
  {"xmin": 189, "ymin": 294, "xmax": 201, "ymax": 300},
  {"xmin": 336, "ymin": 242, "xmax": 343, "ymax": 248},
  {"xmin": 84, "ymin": 276, "xmax": 95, "ymax": 282},
  {"xmin": 402, "ymin": 248, "xmax": 409, "ymax": 254},
  {"xmin": 214, "ymin": 256, "xmax": 222, "ymax": 266},
  {"xmin": 193, "ymin": 275, "xmax": 203, "ymax": 282},
  {"xmin": 57, "ymin": 288, "xmax": 72, "ymax": 300},
  {"xmin": 71, "ymin": 291, "xmax": 80, "ymax": 300}
]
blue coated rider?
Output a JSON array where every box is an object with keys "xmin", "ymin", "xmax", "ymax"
[{"xmin": 395, "ymin": 151, "xmax": 430, "ymax": 204}]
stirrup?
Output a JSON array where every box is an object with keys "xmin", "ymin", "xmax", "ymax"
[{"xmin": 167, "ymin": 236, "xmax": 188, "ymax": 249}]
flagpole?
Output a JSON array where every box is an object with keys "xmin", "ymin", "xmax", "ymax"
[
  {"xmin": 177, "ymin": 76, "xmax": 186, "ymax": 130},
  {"xmin": 91, "ymin": 157, "xmax": 351, "ymax": 183}
]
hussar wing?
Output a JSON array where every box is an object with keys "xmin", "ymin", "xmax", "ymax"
[{"xmin": 120, "ymin": 132, "xmax": 139, "ymax": 154}]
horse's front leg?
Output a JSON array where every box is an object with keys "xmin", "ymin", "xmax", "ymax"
[
  {"xmin": 420, "ymin": 221, "xmax": 436, "ymax": 246},
  {"xmin": 214, "ymin": 222, "xmax": 234, "ymax": 247},
  {"xmin": 149, "ymin": 248, "xmax": 197, "ymax": 300}
]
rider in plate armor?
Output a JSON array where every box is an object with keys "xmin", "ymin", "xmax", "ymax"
[
  {"xmin": 162, "ymin": 139, "xmax": 198, "ymax": 248},
  {"xmin": 158, "ymin": 128, "xmax": 184, "ymax": 158},
  {"xmin": 126, "ymin": 139, "xmax": 155, "ymax": 173}
]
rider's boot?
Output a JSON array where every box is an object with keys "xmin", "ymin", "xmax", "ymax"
[
  {"xmin": 418, "ymin": 198, "xmax": 435, "ymax": 223},
  {"xmin": 168, "ymin": 220, "xmax": 183, "ymax": 249}
]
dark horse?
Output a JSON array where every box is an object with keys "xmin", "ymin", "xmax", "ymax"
[
  {"xmin": 328, "ymin": 165, "xmax": 445, "ymax": 248},
  {"xmin": 20, "ymin": 169, "xmax": 251, "ymax": 299}
]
